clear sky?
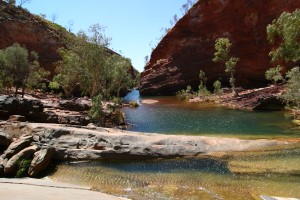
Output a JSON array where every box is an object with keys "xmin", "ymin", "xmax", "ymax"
[{"xmin": 20, "ymin": 0, "xmax": 188, "ymax": 72}]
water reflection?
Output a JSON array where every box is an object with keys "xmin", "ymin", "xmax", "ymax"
[{"xmin": 122, "ymin": 90, "xmax": 300, "ymax": 138}]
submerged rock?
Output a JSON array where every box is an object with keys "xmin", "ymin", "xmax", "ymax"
[{"xmin": 292, "ymin": 120, "xmax": 300, "ymax": 127}]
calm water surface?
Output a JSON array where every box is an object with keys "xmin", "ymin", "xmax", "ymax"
[
  {"xmin": 50, "ymin": 90, "xmax": 300, "ymax": 199},
  {"xmin": 51, "ymin": 145, "xmax": 300, "ymax": 200},
  {"xmin": 122, "ymin": 90, "xmax": 300, "ymax": 138}
]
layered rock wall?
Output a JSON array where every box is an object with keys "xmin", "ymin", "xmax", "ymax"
[
  {"xmin": 140, "ymin": 0, "xmax": 300, "ymax": 95},
  {"xmin": 0, "ymin": 1, "xmax": 67, "ymax": 75}
]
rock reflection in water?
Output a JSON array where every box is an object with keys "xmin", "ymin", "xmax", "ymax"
[{"xmin": 122, "ymin": 90, "xmax": 300, "ymax": 139}]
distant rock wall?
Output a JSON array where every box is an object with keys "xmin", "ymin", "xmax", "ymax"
[
  {"xmin": 140, "ymin": 0, "xmax": 300, "ymax": 96},
  {"xmin": 0, "ymin": 1, "xmax": 67, "ymax": 75}
]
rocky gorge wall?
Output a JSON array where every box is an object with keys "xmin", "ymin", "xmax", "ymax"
[
  {"xmin": 140, "ymin": 0, "xmax": 300, "ymax": 96},
  {"xmin": 0, "ymin": 1, "xmax": 67, "ymax": 75}
]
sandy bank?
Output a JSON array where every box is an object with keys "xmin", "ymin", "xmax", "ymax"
[{"xmin": 0, "ymin": 178, "xmax": 127, "ymax": 200}]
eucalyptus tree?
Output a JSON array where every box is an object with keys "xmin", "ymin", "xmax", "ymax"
[
  {"xmin": 213, "ymin": 38, "xmax": 239, "ymax": 97},
  {"xmin": 267, "ymin": 9, "xmax": 300, "ymax": 108},
  {"xmin": 0, "ymin": 43, "xmax": 42, "ymax": 97}
]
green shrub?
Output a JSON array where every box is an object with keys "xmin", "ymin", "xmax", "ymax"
[
  {"xmin": 176, "ymin": 85, "xmax": 194, "ymax": 101},
  {"xmin": 89, "ymin": 95, "xmax": 104, "ymax": 125},
  {"xmin": 49, "ymin": 81, "xmax": 60, "ymax": 90},
  {"xmin": 281, "ymin": 67, "xmax": 300, "ymax": 109},
  {"xmin": 213, "ymin": 80, "xmax": 222, "ymax": 95},
  {"xmin": 16, "ymin": 159, "xmax": 31, "ymax": 178},
  {"xmin": 265, "ymin": 66, "xmax": 283, "ymax": 84}
]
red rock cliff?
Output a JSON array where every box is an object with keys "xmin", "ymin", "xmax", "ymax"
[
  {"xmin": 0, "ymin": 2, "xmax": 68, "ymax": 75},
  {"xmin": 140, "ymin": 0, "xmax": 300, "ymax": 96}
]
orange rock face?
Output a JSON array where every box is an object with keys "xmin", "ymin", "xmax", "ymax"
[
  {"xmin": 0, "ymin": 2, "xmax": 66, "ymax": 75},
  {"xmin": 140, "ymin": 0, "xmax": 300, "ymax": 96}
]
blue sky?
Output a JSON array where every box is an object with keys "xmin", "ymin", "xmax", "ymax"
[{"xmin": 20, "ymin": 0, "xmax": 189, "ymax": 72}]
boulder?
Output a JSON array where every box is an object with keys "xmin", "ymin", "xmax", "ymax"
[
  {"xmin": 59, "ymin": 98, "xmax": 91, "ymax": 111},
  {"xmin": 29, "ymin": 112, "xmax": 59, "ymax": 124},
  {"xmin": 29, "ymin": 112, "xmax": 90, "ymax": 126},
  {"xmin": 8, "ymin": 115, "xmax": 26, "ymax": 122},
  {"xmin": 0, "ymin": 157, "xmax": 5, "ymax": 176},
  {"xmin": 4, "ymin": 145, "xmax": 38, "ymax": 176},
  {"xmin": 28, "ymin": 147, "xmax": 55, "ymax": 177},
  {"xmin": 0, "ymin": 95, "xmax": 43, "ymax": 119},
  {"xmin": 2, "ymin": 135, "xmax": 33, "ymax": 159},
  {"xmin": 0, "ymin": 131, "xmax": 12, "ymax": 147},
  {"xmin": 253, "ymin": 96, "xmax": 285, "ymax": 111}
]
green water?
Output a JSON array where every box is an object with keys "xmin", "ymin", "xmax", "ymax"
[
  {"xmin": 122, "ymin": 90, "xmax": 300, "ymax": 139},
  {"xmin": 50, "ymin": 144, "xmax": 300, "ymax": 200},
  {"xmin": 50, "ymin": 90, "xmax": 300, "ymax": 199}
]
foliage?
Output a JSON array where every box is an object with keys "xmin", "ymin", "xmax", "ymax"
[
  {"xmin": 266, "ymin": 10, "xmax": 300, "ymax": 111},
  {"xmin": 16, "ymin": 159, "xmax": 31, "ymax": 178},
  {"xmin": 111, "ymin": 109, "xmax": 125, "ymax": 126},
  {"xmin": 54, "ymin": 24, "xmax": 135, "ymax": 98},
  {"xmin": 281, "ymin": 67, "xmax": 300, "ymax": 109},
  {"xmin": 198, "ymin": 70, "xmax": 210, "ymax": 96},
  {"xmin": 181, "ymin": 0, "xmax": 198, "ymax": 14},
  {"xmin": 176, "ymin": 85, "xmax": 194, "ymax": 101},
  {"xmin": 213, "ymin": 80, "xmax": 222, "ymax": 95},
  {"xmin": 0, "ymin": 43, "xmax": 47, "ymax": 97},
  {"xmin": 213, "ymin": 38, "xmax": 239, "ymax": 96},
  {"xmin": 89, "ymin": 95, "xmax": 105, "ymax": 125},
  {"xmin": 265, "ymin": 65, "xmax": 283, "ymax": 84},
  {"xmin": 198, "ymin": 70, "xmax": 207, "ymax": 90},
  {"xmin": 49, "ymin": 81, "xmax": 60, "ymax": 90},
  {"xmin": 267, "ymin": 9, "xmax": 300, "ymax": 63}
]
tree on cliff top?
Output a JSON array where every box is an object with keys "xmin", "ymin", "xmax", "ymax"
[{"xmin": 213, "ymin": 38, "xmax": 239, "ymax": 97}]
